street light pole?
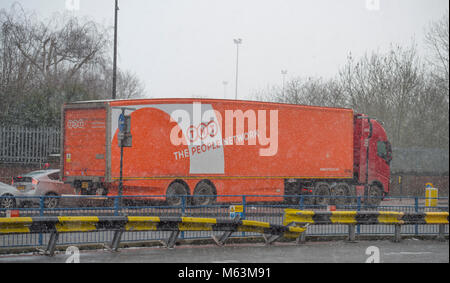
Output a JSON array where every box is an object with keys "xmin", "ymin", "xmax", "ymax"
[
  {"xmin": 223, "ymin": 81, "xmax": 228, "ymax": 99},
  {"xmin": 281, "ymin": 70, "xmax": 288, "ymax": 96},
  {"xmin": 112, "ymin": 0, "xmax": 119, "ymax": 100},
  {"xmin": 233, "ymin": 38, "xmax": 242, "ymax": 100}
]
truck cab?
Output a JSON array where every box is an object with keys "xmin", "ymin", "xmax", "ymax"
[{"xmin": 354, "ymin": 114, "xmax": 392, "ymax": 204}]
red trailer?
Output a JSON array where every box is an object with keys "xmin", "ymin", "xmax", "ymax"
[{"xmin": 61, "ymin": 99, "xmax": 391, "ymax": 205}]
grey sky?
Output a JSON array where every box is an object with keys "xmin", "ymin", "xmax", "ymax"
[{"xmin": 1, "ymin": 0, "xmax": 448, "ymax": 99}]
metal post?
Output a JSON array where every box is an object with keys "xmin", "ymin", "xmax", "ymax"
[
  {"xmin": 393, "ymin": 224, "xmax": 401, "ymax": 243},
  {"xmin": 348, "ymin": 224, "xmax": 356, "ymax": 242},
  {"xmin": 46, "ymin": 231, "xmax": 59, "ymax": 256},
  {"xmin": 39, "ymin": 197, "xmax": 44, "ymax": 246},
  {"xmin": 110, "ymin": 229, "xmax": 124, "ymax": 252},
  {"xmin": 281, "ymin": 70, "xmax": 287, "ymax": 96},
  {"xmin": 357, "ymin": 196, "xmax": 361, "ymax": 235},
  {"xmin": 438, "ymin": 224, "xmax": 445, "ymax": 241},
  {"xmin": 180, "ymin": 196, "xmax": 186, "ymax": 240},
  {"xmin": 299, "ymin": 195, "xmax": 304, "ymax": 210},
  {"xmin": 212, "ymin": 214, "xmax": 240, "ymax": 246},
  {"xmin": 296, "ymin": 231, "xmax": 306, "ymax": 245},
  {"xmin": 263, "ymin": 234, "xmax": 282, "ymax": 245},
  {"xmin": 118, "ymin": 109, "xmax": 125, "ymax": 207},
  {"xmin": 112, "ymin": 0, "xmax": 119, "ymax": 99},
  {"xmin": 414, "ymin": 197, "xmax": 419, "ymax": 236},
  {"xmin": 114, "ymin": 196, "xmax": 119, "ymax": 216},
  {"xmin": 234, "ymin": 38, "xmax": 242, "ymax": 100},
  {"xmin": 242, "ymin": 195, "xmax": 246, "ymax": 237},
  {"xmin": 223, "ymin": 81, "xmax": 228, "ymax": 99},
  {"xmin": 164, "ymin": 230, "xmax": 180, "ymax": 249}
]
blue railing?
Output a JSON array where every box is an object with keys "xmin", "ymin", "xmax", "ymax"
[{"xmin": 0, "ymin": 194, "xmax": 448, "ymax": 248}]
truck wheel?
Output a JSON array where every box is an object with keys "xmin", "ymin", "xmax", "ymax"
[
  {"xmin": 367, "ymin": 185, "xmax": 383, "ymax": 206},
  {"xmin": 314, "ymin": 183, "xmax": 331, "ymax": 206},
  {"xmin": 166, "ymin": 182, "xmax": 188, "ymax": 206},
  {"xmin": 284, "ymin": 182, "xmax": 300, "ymax": 205},
  {"xmin": 192, "ymin": 182, "xmax": 216, "ymax": 206},
  {"xmin": 332, "ymin": 183, "xmax": 351, "ymax": 205}
]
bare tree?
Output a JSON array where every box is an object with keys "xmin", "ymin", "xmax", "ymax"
[
  {"xmin": 338, "ymin": 44, "xmax": 424, "ymax": 147},
  {"xmin": 252, "ymin": 77, "xmax": 347, "ymax": 108},
  {"xmin": 425, "ymin": 11, "xmax": 449, "ymax": 84},
  {"xmin": 0, "ymin": 3, "xmax": 147, "ymax": 127}
]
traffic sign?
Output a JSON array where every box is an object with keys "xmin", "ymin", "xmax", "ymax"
[
  {"xmin": 230, "ymin": 205, "xmax": 244, "ymax": 219},
  {"xmin": 118, "ymin": 113, "xmax": 126, "ymax": 132}
]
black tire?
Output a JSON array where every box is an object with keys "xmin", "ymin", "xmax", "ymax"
[
  {"xmin": 332, "ymin": 183, "xmax": 351, "ymax": 205},
  {"xmin": 166, "ymin": 182, "xmax": 188, "ymax": 206},
  {"xmin": 0, "ymin": 194, "xmax": 16, "ymax": 209},
  {"xmin": 44, "ymin": 193, "xmax": 59, "ymax": 209},
  {"xmin": 284, "ymin": 182, "xmax": 300, "ymax": 205},
  {"xmin": 192, "ymin": 182, "xmax": 216, "ymax": 206},
  {"xmin": 367, "ymin": 185, "xmax": 383, "ymax": 206},
  {"xmin": 314, "ymin": 183, "xmax": 331, "ymax": 206}
]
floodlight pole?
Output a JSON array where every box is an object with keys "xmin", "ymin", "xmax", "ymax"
[
  {"xmin": 234, "ymin": 38, "xmax": 242, "ymax": 100},
  {"xmin": 112, "ymin": 0, "xmax": 119, "ymax": 100},
  {"xmin": 281, "ymin": 70, "xmax": 288, "ymax": 96}
]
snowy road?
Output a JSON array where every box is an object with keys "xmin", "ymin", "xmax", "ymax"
[{"xmin": 0, "ymin": 239, "xmax": 447, "ymax": 263}]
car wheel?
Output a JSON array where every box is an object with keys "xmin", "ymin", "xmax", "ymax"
[
  {"xmin": 166, "ymin": 182, "xmax": 188, "ymax": 207},
  {"xmin": 0, "ymin": 194, "xmax": 16, "ymax": 209},
  {"xmin": 192, "ymin": 182, "xmax": 216, "ymax": 206},
  {"xmin": 44, "ymin": 193, "xmax": 59, "ymax": 209}
]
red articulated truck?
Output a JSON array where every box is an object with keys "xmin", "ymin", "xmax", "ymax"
[{"xmin": 60, "ymin": 98, "xmax": 392, "ymax": 205}]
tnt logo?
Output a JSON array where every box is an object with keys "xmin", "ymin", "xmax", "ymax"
[
  {"xmin": 67, "ymin": 119, "xmax": 86, "ymax": 129},
  {"xmin": 187, "ymin": 121, "xmax": 219, "ymax": 143},
  {"xmin": 66, "ymin": 0, "xmax": 80, "ymax": 11}
]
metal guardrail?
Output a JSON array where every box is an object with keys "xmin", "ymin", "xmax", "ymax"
[
  {"xmin": 0, "ymin": 215, "xmax": 305, "ymax": 256},
  {"xmin": 283, "ymin": 209, "xmax": 449, "ymax": 243},
  {"xmin": 0, "ymin": 194, "xmax": 448, "ymax": 250}
]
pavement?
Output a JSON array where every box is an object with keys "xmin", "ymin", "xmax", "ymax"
[{"xmin": 0, "ymin": 239, "xmax": 447, "ymax": 263}]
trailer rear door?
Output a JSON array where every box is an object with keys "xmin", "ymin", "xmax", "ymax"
[{"xmin": 63, "ymin": 105, "xmax": 108, "ymax": 180}]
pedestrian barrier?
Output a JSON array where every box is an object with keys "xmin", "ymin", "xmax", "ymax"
[
  {"xmin": 0, "ymin": 215, "xmax": 306, "ymax": 256},
  {"xmin": 283, "ymin": 209, "xmax": 449, "ymax": 243}
]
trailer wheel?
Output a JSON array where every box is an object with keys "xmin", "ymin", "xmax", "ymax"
[
  {"xmin": 332, "ymin": 183, "xmax": 351, "ymax": 205},
  {"xmin": 192, "ymin": 181, "xmax": 216, "ymax": 206},
  {"xmin": 314, "ymin": 183, "xmax": 331, "ymax": 206},
  {"xmin": 367, "ymin": 184, "xmax": 383, "ymax": 206},
  {"xmin": 166, "ymin": 182, "xmax": 188, "ymax": 206},
  {"xmin": 284, "ymin": 182, "xmax": 300, "ymax": 205}
]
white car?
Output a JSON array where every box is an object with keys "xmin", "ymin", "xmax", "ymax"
[
  {"xmin": 0, "ymin": 181, "xmax": 21, "ymax": 209},
  {"xmin": 12, "ymin": 169, "xmax": 76, "ymax": 208}
]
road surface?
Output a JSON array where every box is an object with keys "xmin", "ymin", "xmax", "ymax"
[{"xmin": 0, "ymin": 239, "xmax": 447, "ymax": 263}]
